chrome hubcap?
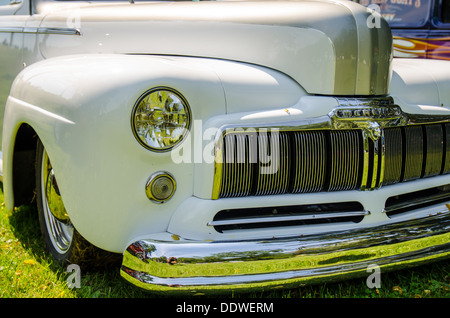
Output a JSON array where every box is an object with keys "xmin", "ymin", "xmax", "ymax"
[{"xmin": 41, "ymin": 149, "xmax": 73, "ymax": 254}]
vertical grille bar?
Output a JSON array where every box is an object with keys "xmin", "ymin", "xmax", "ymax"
[
  {"xmin": 220, "ymin": 133, "xmax": 254, "ymax": 198},
  {"xmin": 424, "ymin": 124, "xmax": 444, "ymax": 177},
  {"xmin": 291, "ymin": 131, "xmax": 327, "ymax": 193},
  {"xmin": 328, "ymin": 130, "xmax": 362, "ymax": 191},
  {"xmin": 403, "ymin": 126, "xmax": 424, "ymax": 181},
  {"xmin": 384, "ymin": 127, "xmax": 403, "ymax": 185},
  {"xmin": 444, "ymin": 123, "xmax": 450, "ymax": 174},
  {"xmin": 255, "ymin": 131, "xmax": 291, "ymax": 195}
]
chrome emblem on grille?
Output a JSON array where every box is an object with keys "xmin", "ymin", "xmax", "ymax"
[
  {"xmin": 333, "ymin": 106, "xmax": 402, "ymax": 120},
  {"xmin": 329, "ymin": 97, "xmax": 406, "ymax": 142},
  {"xmin": 329, "ymin": 97, "xmax": 407, "ymax": 190}
]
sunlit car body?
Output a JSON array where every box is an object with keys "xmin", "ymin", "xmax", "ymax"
[{"xmin": 0, "ymin": 0, "xmax": 449, "ymax": 294}]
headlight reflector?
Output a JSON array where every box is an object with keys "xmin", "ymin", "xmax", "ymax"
[{"xmin": 132, "ymin": 88, "xmax": 191, "ymax": 151}]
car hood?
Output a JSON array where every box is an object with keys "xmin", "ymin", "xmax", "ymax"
[{"xmin": 37, "ymin": 0, "xmax": 392, "ymax": 96}]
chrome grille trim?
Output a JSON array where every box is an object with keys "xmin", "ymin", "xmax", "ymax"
[
  {"xmin": 220, "ymin": 133, "xmax": 254, "ymax": 197},
  {"xmin": 212, "ymin": 98, "xmax": 450, "ymax": 199},
  {"xmin": 444, "ymin": 123, "xmax": 450, "ymax": 174},
  {"xmin": 403, "ymin": 125, "xmax": 424, "ymax": 181},
  {"xmin": 216, "ymin": 129, "xmax": 364, "ymax": 199},
  {"xmin": 424, "ymin": 124, "xmax": 444, "ymax": 177},
  {"xmin": 329, "ymin": 130, "xmax": 362, "ymax": 191},
  {"xmin": 255, "ymin": 132, "xmax": 291, "ymax": 195},
  {"xmin": 383, "ymin": 127, "xmax": 403, "ymax": 185},
  {"xmin": 291, "ymin": 131, "xmax": 326, "ymax": 193},
  {"xmin": 383, "ymin": 124, "xmax": 449, "ymax": 185}
]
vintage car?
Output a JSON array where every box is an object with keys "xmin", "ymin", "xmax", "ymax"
[
  {"xmin": 358, "ymin": 0, "xmax": 450, "ymax": 59},
  {"xmin": 0, "ymin": 0, "xmax": 449, "ymax": 294}
]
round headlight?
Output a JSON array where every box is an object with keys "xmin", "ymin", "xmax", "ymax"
[{"xmin": 132, "ymin": 88, "xmax": 191, "ymax": 152}]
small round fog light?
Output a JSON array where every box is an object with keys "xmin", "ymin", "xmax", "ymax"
[{"xmin": 145, "ymin": 172, "xmax": 176, "ymax": 203}]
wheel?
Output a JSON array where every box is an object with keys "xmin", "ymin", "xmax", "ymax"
[{"xmin": 35, "ymin": 139, "xmax": 119, "ymax": 266}]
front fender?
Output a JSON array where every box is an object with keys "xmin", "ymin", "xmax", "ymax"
[
  {"xmin": 3, "ymin": 54, "xmax": 304, "ymax": 252},
  {"xmin": 3, "ymin": 54, "xmax": 227, "ymax": 252}
]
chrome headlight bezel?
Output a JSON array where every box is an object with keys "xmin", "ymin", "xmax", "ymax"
[{"xmin": 131, "ymin": 87, "xmax": 192, "ymax": 152}]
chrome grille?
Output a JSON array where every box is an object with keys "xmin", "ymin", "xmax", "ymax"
[
  {"xmin": 254, "ymin": 132, "xmax": 291, "ymax": 195},
  {"xmin": 424, "ymin": 124, "xmax": 444, "ymax": 177},
  {"xmin": 220, "ymin": 133, "xmax": 254, "ymax": 197},
  {"xmin": 217, "ymin": 129, "xmax": 363, "ymax": 198},
  {"xmin": 328, "ymin": 130, "xmax": 362, "ymax": 191},
  {"xmin": 291, "ymin": 131, "xmax": 326, "ymax": 193},
  {"xmin": 384, "ymin": 123, "xmax": 449, "ymax": 185},
  {"xmin": 403, "ymin": 125, "xmax": 424, "ymax": 181},
  {"xmin": 444, "ymin": 123, "xmax": 450, "ymax": 174},
  {"xmin": 383, "ymin": 127, "xmax": 402, "ymax": 185},
  {"xmin": 214, "ymin": 123, "xmax": 449, "ymax": 199}
]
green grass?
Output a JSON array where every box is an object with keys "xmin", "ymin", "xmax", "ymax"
[{"xmin": 0, "ymin": 188, "xmax": 449, "ymax": 298}]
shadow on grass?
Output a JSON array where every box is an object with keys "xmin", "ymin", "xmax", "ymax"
[
  {"xmin": 8, "ymin": 205, "xmax": 48, "ymax": 265},
  {"xmin": 6, "ymin": 203, "xmax": 153, "ymax": 297}
]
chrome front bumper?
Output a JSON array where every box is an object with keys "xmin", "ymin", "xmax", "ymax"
[{"xmin": 120, "ymin": 212, "xmax": 450, "ymax": 294}]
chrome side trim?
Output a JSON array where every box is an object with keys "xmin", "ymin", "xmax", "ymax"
[
  {"xmin": 22, "ymin": 27, "xmax": 37, "ymax": 34},
  {"xmin": 37, "ymin": 27, "xmax": 81, "ymax": 36},
  {"xmin": 121, "ymin": 212, "xmax": 450, "ymax": 294},
  {"xmin": 0, "ymin": 27, "xmax": 22, "ymax": 33},
  {"xmin": 0, "ymin": 27, "xmax": 81, "ymax": 36}
]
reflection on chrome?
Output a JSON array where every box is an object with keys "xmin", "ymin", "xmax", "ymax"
[{"xmin": 121, "ymin": 212, "xmax": 450, "ymax": 294}]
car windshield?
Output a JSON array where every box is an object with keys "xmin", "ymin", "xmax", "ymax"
[{"xmin": 358, "ymin": 0, "xmax": 432, "ymax": 28}]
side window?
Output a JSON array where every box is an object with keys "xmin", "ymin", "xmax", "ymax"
[{"xmin": 442, "ymin": 0, "xmax": 450, "ymax": 23}]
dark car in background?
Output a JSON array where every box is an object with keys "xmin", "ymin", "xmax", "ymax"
[{"xmin": 359, "ymin": 0, "xmax": 450, "ymax": 59}]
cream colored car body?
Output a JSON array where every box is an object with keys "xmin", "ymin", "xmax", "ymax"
[{"xmin": 0, "ymin": 0, "xmax": 449, "ymax": 293}]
